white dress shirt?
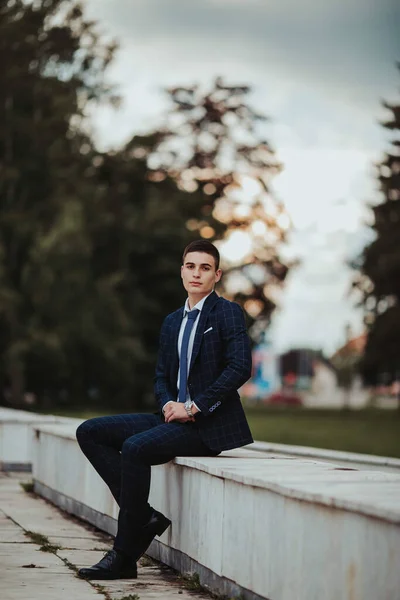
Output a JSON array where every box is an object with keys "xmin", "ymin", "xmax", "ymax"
[{"xmin": 163, "ymin": 292, "xmax": 213, "ymax": 414}]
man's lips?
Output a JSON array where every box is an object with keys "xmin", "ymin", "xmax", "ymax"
[{"xmin": 190, "ymin": 282, "xmax": 202, "ymax": 286}]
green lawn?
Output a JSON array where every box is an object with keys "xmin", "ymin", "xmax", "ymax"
[
  {"xmin": 38, "ymin": 405, "xmax": 400, "ymax": 459},
  {"xmin": 245, "ymin": 407, "xmax": 400, "ymax": 458}
]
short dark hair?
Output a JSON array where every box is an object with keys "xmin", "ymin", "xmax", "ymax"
[{"xmin": 182, "ymin": 239, "xmax": 220, "ymax": 270}]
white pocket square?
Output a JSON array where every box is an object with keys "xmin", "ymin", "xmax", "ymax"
[{"xmin": 204, "ymin": 327, "xmax": 213, "ymax": 335}]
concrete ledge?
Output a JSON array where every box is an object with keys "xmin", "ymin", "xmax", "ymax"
[
  {"xmin": 251, "ymin": 440, "xmax": 400, "ymax": 472},
  {"xmin": 31, "ymin": 420, "xmax": 400, "ymax": 600},
  {"xmin": 0, "ymin": 408, "xmax": 80, "ymax": 470}
]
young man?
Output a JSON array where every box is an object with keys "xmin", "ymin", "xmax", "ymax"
[{"xmin": 76, "ymin": 239, "xmax": 253, "ymax": 580}]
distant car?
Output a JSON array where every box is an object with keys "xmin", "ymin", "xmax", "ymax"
[{"xmin": 264, "ymin": 392, "xmax": 303, "ymax": 407}]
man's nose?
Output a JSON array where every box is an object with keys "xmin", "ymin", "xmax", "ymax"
[{"xmin": 193, "ymin": 270, "xmax": 201, "ymax": 278}]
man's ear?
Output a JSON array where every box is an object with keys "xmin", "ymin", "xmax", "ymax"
[
  {"xmin": 181, "ymin": 265, "xmax": 184, "ymax": 279},
  {"xmin": 215, "ymin": 269, "xmax": 222, "ymax": 283}
]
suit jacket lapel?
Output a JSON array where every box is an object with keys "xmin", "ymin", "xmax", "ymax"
[
  {"xmin": 170, "ymin": 307, "xmax": 184, "ymax": 381},
  {"xmin": 189, "ymin": 291, "xmax": 219, "ymax": 371}
]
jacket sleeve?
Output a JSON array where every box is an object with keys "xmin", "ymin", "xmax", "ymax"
[
  {"xmin": 192, "ymin": 302, "xmax": 252, "ymax": 415},
  {"xmin": 154, "ymin": 316, "xmax": 176, "ymax": 412}
]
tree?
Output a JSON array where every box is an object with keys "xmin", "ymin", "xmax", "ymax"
[
  {"xmin": 355, "ymin": 74, "xmax": 400, "ymax": 384},
  {"xmin": 0, "ymin": 0, "xmax": 117, "ymax": 405},
  {"xmin": 0, "ymin": 1, "xmax": 223, "ymax": 408},
  {"xmin": 149, "ymin": 79, "xmax": 291, "ymax": 339},
  {"xmin": 0, "ymin": 4, "xmax": 290, "ymax": 409},
  {"xmin": 86, "ymin": 139, "xmax": 223, "ymax": 406}
]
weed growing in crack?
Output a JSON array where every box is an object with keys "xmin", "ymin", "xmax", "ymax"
[
  {"xmin": 62, "ymin": 557, "xmax": 79, "ymax": 574},
  {"xmin": 20, "ymin": 481, "xmax": 34, "ymax": 493},
  {"xmin": 139, "ymin": 555, "xmax": 155, "ymax": 567},
  {"xmin": 24, "ymin": 531, "xmax": 60, "ymax": 553},
  {"xmin": 180, "ymin": 572, "xmax": 202, "ymax": 591}
]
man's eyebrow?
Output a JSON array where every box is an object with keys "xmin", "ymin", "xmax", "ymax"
[{"xmin": 185, "ymin": 261, "xmax": 212, "ymax": 267}]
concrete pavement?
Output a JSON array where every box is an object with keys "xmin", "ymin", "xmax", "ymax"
[{"xmin": 0, "ymin": 472, "xmax": 211, "ymax": 600}]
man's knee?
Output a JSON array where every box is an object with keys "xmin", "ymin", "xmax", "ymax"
[
  {"xmin": 121, "ymin": 434, "xmax": 154, "ymax": 461},
  {"xmin": 76, "ymin": 417, "xmax": 102, "ymax": 444},
  {"xmin": 121, "ymin": 437, "xmax": 140, "ymax": 459}
]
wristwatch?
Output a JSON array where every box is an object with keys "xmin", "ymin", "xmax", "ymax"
[{"xmin": 184, "ymin": 400, "xmax": 194, "ymax": 418}]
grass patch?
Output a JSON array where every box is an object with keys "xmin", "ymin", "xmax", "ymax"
[
  {"xmin": 28, "ymin": 406, "xmax": 400, "ymax": 457},
  {"xmin": 20, "ymin": 480, "xmax": 34, "ymax": 493},
  {"xmin": 39, "ymin": 542, "xmax": 61, "ymax": 553},
  {"xmin": 179, "ymin": 571, "xmax": 246, "ymax": 599},
  {"xmin": 92, "ymin": 583, "xmax": 112, "ymax": 599},
  {"xmin": 139, "ymin": 555, "xmax": 155, "ymax": 567},
  {"xmin": 25, "ymin": 531, "xmax": 49, "ymax": 546},
  {"xmin": 180, "ymin": 572, "xmax": 202, "ymax": 591},
  {"xmin": 62, "ymin": 557, "xmax": 79, "ymax": 574},
  {"xmin": 245, "ymin": 407, "xmax": 400, "ymax": 458},
  {"xmin": 24, "ymin": 530, "xmax": 61, "ymax": 553}
]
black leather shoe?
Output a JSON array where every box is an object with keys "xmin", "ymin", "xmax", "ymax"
[
  {"xmin": 134, "ymin": 509, "xmax": 172, "ymax": 561},
  {"xmin": 78, "ymin": 549, "xmax": 137, "ymax": 580}
]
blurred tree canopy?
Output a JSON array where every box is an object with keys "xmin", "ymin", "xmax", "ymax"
[
  {"xmin": 354, "ymin": 75, "xmax": 400, "ymax": 385},
  {"xmin": 0, "ymin": 1, "xmax": 288, "ymax": 410},
  {"xmin": 0, "ymin": 0, "xmax": 118, "ymax": 407},
  {"xmin": 0, "ymin": 0, "xmax": 221, "ymax": 409},
  {"xmin": 148, "ymin": 80, "xmax": 291, "ymax": 339}
]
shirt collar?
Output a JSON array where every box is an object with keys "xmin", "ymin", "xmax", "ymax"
[{"xmin": 184, "ymin": 291, "xmax": 213, "ymax": 316}]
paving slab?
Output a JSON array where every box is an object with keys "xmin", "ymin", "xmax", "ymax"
[
  {"xmin": 0, "ymin": 528, "xmax": 30, "ymax": 543},
  {"xmin": 0, "ymin": 472, "xmax": 212, "ymax": 600},
  {"xmin": 48, "ymin": 535, "xmax": 109, "ymax": 551},
  {"xmin": 0, "ymin": 542, "xmax": 101, "ymax": 600}
]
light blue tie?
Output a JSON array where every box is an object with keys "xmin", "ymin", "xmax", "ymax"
[{"xmin": 178, "ymin": 309, "xmax": 200, "ymax": 403}]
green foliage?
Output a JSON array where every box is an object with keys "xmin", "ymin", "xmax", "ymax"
[
  {"xmin": 362, "ymin": 306, "xmax": 400, "ymax": 381},
  {"xmin": 20, "ymin": 480, "xmax": 34, "ymax": 493},
  {"xmin": 180, "ymin": 572, "xmax": 202, "ymax": 591},
  {"xmin": 24, "ymin": 530, "xmax": 60, "ymax": 552},
  {"xmin": 0, "ymin": 1, "xmax": 225, "ymax": 409},
  {"xmin": 356, "ymin": 72, "xmax": 400, "ymax": 384},
  {"xmin": 0, "ymin": 0, "xmax": 118, "ymax": 406},
  {"xmin": 331, "ymin": 350, "xmax": 360, "ymax": 390},
  {"xmin": 245, "ymin": 407, "xmax": 400, "ymax": 457}
]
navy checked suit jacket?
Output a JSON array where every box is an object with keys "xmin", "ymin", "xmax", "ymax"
[{"xmin": 154, "ymin": 291, "xmax": 253, "ymax": 452}]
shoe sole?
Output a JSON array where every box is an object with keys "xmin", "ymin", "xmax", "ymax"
[{"xmin": 78, "ymin": 570, "xmax": 137, "ymax": 580}]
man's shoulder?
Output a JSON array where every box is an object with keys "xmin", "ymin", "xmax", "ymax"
[
  {"xmin": 212, "ymin": 295, "xmax": 244, "ymax": 317},
  {"xmin": 163, "ymin": 306, "xmax": 183, "ymax": 325}
]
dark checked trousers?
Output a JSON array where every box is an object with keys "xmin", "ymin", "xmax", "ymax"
[{"xmin": 76, "ymin": 413, "xmax": 217, "ymax": 557}]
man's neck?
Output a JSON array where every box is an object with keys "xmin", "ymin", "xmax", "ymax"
[{"xmin": 187, "ymin": 290, "xmax": 213, "ymax": 310}]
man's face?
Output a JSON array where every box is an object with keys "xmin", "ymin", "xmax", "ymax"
[{"xmin": 181, "ymin": 251, "xmax": 222, "ymax": 298}]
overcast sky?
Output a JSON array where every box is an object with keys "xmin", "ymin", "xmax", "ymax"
[{"xmin": 84, "ymin": 0, "xmax": 400, "ymax": 354}]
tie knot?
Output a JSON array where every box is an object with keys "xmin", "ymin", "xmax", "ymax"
[{"xmin": 186, "ymin": 308, "xmax": 200, "ymax": 321}]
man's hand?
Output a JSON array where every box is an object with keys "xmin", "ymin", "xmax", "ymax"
[{"xmin": 164, "ymin": 402, "xmax": 198, "ymax": 423}]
